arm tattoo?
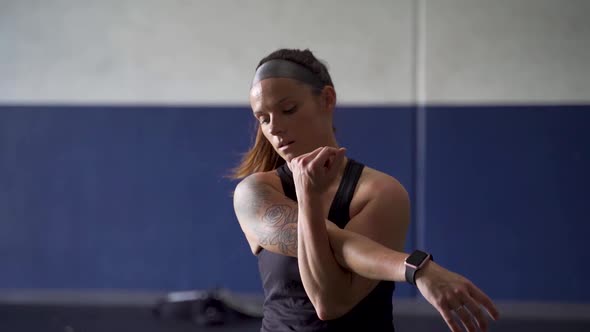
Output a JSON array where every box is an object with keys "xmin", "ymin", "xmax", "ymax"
[
  {"xmin": 238, "ymin": 178, "xmax": 299, "ymax": 256},
  {"xmin": 259, "ymin": 204, "xmax": 298, "ymax": 256}
]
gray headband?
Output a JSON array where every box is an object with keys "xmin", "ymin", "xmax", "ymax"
[{"xmin": 251, "ymin": 59, "xmax": 325, "ymax": 90}]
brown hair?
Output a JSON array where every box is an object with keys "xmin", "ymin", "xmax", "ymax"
[{"xmin": 229, "ymin": 48, "xmax": 334, "ymax": 180}]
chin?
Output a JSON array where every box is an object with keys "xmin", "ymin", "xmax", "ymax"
[
  {"xmin": 280, "ymin": 153, "xmax": 293, "ymax": 162},
  {"xmin": 274, "ymin": 149, "xmax": 288, "ymax": 161},
  {"xmin": 278, "ymin": 151, "xmax": 297, "ymax": 163}
]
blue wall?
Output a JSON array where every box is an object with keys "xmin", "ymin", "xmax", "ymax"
[
  {"xmin": 0, "ymin": 105, "xmax": 588, "ymax": 302},
  {"xmin": 0, "ymin": 105, "xmax": 415, "ymax": 296},
  {"xmin": 424, "ymin": 105, "xmax": 590, "ymax": 303}
]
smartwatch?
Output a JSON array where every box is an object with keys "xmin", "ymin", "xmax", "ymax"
[{"xmin": 404, "ymin": 250, "xmax": 433, "ymax": 286}]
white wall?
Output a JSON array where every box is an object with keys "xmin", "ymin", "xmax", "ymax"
[
  {"xmin": 1, "ymin": 0, "xmax": 589, "ymax": 105},
  {"xmin": 425, "ymin": 0, "xmax": 590, "ymax": 104},
  {"xmin": 0, "ymin": 0, "xmax": 413, "ymax": 105}
]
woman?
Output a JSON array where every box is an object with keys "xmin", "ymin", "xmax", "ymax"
[{"xmin": 231, "ymin": 48, "xmax": 499, "ymax": 332}]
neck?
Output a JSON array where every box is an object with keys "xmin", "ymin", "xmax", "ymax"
[{"xmin": 315, "ymin": 132, "xmax": 340, "ymax": 149}]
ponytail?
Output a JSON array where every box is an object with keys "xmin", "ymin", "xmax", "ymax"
[{"xmin": 229, "ymin": 125, "xmax": 284, "ymax": 179}]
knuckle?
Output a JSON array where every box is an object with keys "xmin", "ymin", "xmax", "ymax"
[
  {"xmin": 455, "ymin": 284, "xmax": 469, "ymax": 294},
  {"xmin": 446, "ymin": 290, "xmax": 458, "ymax": 300}
]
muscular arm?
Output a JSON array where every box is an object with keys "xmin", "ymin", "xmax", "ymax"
[
  {"xmin": 233, "ymin": 173, "xmax": 411, "ymax": 319},
  {"xmin": 233, "ymin": 174, "xmax": 299, "ymax": 256},
  {"xmin": 296, "ymin": 190, "xmax": 353, "ymax": 320}
]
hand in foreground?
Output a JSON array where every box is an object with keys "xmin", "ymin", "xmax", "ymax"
[
  {"xmin": 288, "ymin": 146, "xmax": 346, "ymax": 194},
  {"xmin": 416, "ymin": 261, "xmax": 500, "ymax": 332}
]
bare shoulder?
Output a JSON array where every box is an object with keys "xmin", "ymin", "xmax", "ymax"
[
  {"xmin": 234, "ymin": 170, "xmax": 281, "ymax": 195},
  {"xmin": 233, "ymin": 170, "xmax": 280, "ymax": 217},
  {"xmin": 346, "ymin": 164, "xmax": 411, "ymax": 250},
  {"xmin": 347, "ymin": 164, "xmax": 410, "ymax": 223},
  {"xmin": 356, "ymin": 165, "xmax": 410, "ymax": 205}
]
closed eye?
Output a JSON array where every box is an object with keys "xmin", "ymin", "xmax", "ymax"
[
  {"xmin": 254, "ymin": 105, "xmax": 296, "ymax": 124},
  {"xmin": 283, "ymin": 106, "xmax": 297, "ymax": 114}
]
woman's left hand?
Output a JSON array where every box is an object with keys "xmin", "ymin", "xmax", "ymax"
[{"xmin": 415, "ymin": 261, "xmax": 500, "ymax": 332}]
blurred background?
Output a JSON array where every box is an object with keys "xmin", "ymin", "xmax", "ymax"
[{"xmin": 1, "ymin": 0, "xmax": 589, "ymax": 331}]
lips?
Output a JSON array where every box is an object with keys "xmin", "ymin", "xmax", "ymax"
[{"xmin": 278, "ymin": 141, "xmax": 294, "ymax": 149}]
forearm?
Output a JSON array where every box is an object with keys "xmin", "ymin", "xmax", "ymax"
[
  {"xmin": 239, "ymin": 179, "xmax": 408, "ymax": 282},
  {"xmin": 235, "ymin": 176, "xmax": 409, "ymax": 288},
  {"xmin": 297, "ymin": 193, "xmax": 352, "ymax": 318},
  {"xmin": 325, "ymin": 222, "xmax": 408, "ymax": 283}
]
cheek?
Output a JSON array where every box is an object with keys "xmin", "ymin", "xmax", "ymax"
[
  {"xmin": 298, "ymin": 107, "xmax": 320, "ymax": 125},
  {"xmin": 305, "ymin": 114, "xmax": 326, "ymax": 131},
  {"xmin": 263, "ymin": 128, "xmax": 273, "ymax": 141},
  {"xmin": 259, "ymin": 126, "xmax": 270, "ymax": 140}
]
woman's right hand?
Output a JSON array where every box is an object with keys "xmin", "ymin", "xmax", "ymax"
[
  {"xmin": 288, "ymin": 146, "xmax": 346, "ymax": 196},
  {"xmin": 415, "ymin": 261, "xmax": 500, "ymax": 332}
]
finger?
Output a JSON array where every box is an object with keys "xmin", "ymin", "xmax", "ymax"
[
  {"xmin": 453, "ymin": 305, "xmax": 477, "ymax": 332},
  {"xmin": 300, "ymin": 146, "xmax": 326, "ymax": 166},
  {"xmin": 463, "ymin": 296, "xmax": 489, "ymax": 331},
  {"xmin": 439, "ymin": 306, "xmax": 463, "ymax": 332},
  {"xmin": 309, "ymin": 147, "xmax": 336, "ymax": 170},
  {"xmin": 469, "ymin": 283, "xmax": 500, "ymax": 321},
  {"xmin": 327, "ymin": 148, "xmax": 347, "ymax": 173},
  {"xmin": 293, "ymin": 145, "xmax": 323, "ymax": 160}
]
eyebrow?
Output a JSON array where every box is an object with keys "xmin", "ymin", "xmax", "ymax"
[{"xmin": 253, "ymin": 96, "xmax": 293, "ymax": 116}]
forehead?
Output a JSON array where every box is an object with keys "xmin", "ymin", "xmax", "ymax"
[{"xmin": 249, "ymin": 78, "xmax": 309, "ymax": 111}]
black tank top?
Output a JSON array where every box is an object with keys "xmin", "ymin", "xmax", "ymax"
[{"xmin": 257, "ymin": 158, "xmax": 396, "ymax": 332}]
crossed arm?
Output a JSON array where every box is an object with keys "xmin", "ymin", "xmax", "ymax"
[
  {"xmin": 232, "ymin": 172, "xmax": 411, "ymax": 320},
  {"xmin": 234, "ymin": 171, "xmax": 501, "ymax": 331}
]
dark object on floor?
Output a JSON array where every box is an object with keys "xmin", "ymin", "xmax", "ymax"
[{"xmin": 153, "ymin": 288, "xmax": 262, "ymax": 327}]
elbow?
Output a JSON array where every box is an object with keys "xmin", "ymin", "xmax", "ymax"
[
  {"xmin": 317, "ymin": 309, "xmax": 343, "ymax": 321},
  {"xmin": 314, "ymin": 298, "xmax": 351, "ymax": 321}
]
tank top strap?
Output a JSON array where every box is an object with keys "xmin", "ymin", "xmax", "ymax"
[
  {"xmin": 276, "ymin": 158, "xmax": 365, "ymax": 227},
  {"xmin": 328, "ymin": 159, "xmax": 365, "ymax": 228},
  {"xmin": 276, "ymin": 163, "xmax": 297, "ymax": 201}
]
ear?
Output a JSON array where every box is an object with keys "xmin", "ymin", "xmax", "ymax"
[{"xmin": 321, "ymin": 86, "xmax": 337, "ymax": 112}]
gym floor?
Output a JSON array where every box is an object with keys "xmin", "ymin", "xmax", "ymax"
[
  {"xmin": 2, "ymin": 304, "xmax": 590, "ymax": 332},
  {"xmin": 1, "ymin": 290, "xmax": 589, "ymax": 332}
]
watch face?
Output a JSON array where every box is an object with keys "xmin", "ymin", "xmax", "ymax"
[{"xmin": 406, "ymin": 250, "xmax": 428, "ymax": 266}]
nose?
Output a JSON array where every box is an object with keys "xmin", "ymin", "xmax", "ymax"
[{"xmin": 268, "ymin": 115, "xmax": 285, "ymax": 136}]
